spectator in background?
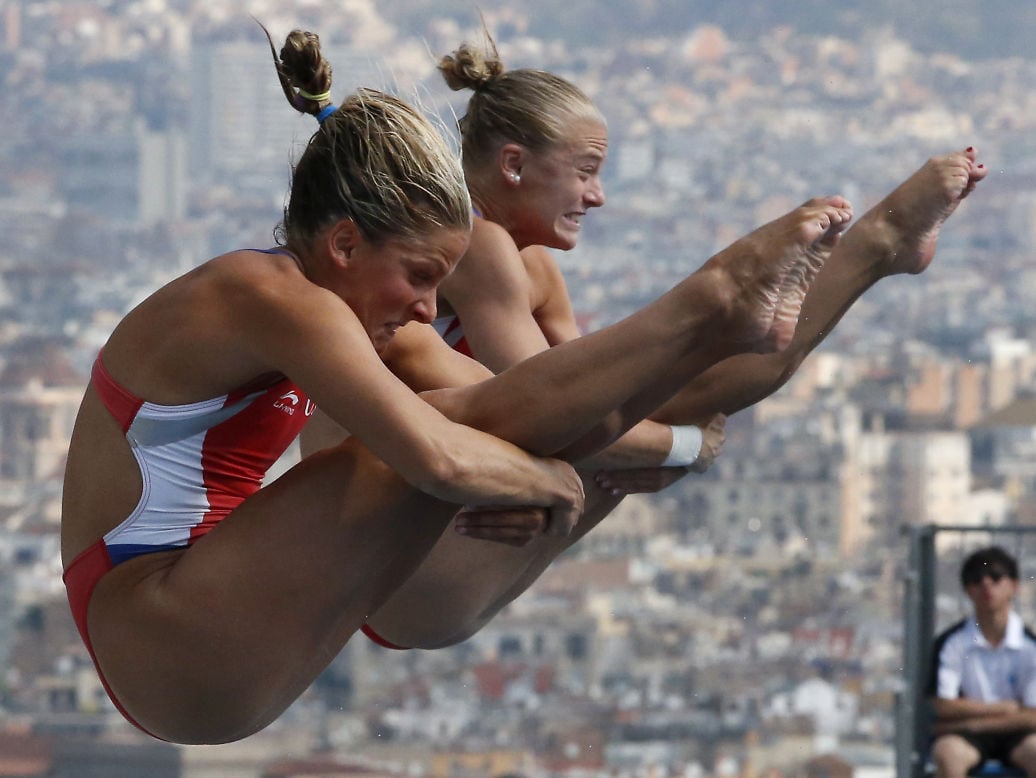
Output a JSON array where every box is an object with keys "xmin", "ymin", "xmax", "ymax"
[{"xmin": 929, "ymin": 546, "xmax": 1036, "ymax": 777}]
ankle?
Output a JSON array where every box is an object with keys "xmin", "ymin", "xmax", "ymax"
[{"xmin": 835, "ymin": 213, "xmax": 899, "ymax": 283}]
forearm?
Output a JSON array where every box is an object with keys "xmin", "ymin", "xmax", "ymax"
[
  {"xmin": 933, "ymin": 697, "xmax": 1024, "ymax": 722},
  {"xmin": 979, "ymin": 710, "xmax": 1036, "ymax": 732},
  {"xmin": 938, "ymin": 710, "xmax": 1036, "ymax": 735},
  {"xmin": 414, "ymin": 419, "xmax": 583, "ymax": 512}
]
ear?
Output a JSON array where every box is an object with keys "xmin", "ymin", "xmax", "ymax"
[
  {"xmin": 500, "ymin": 143, "xmax": 525, "ymax": 184},
  {"xmin": 326, "ymin": 219, "xmax": 363, "ymax": 268}
]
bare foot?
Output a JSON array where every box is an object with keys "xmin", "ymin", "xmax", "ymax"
[
  {"xmin": 858, "ymin": 147, "xmax": 987, "ymax": 276},
  {"xmin": 704, "ymin": 196, "xmax": 854, "ymax": 353}
]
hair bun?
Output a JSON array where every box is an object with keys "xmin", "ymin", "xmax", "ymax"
[
  {"xmin": 438, "ymin": 43, "xmax": 504, "ymax": 93},
  {"xmin": 279, "ymin": 29, "xmax": 333, "ymax": 103},
  {"xmin": 257, "ymin": 20, "xmax": 334, "ymax": 116}
]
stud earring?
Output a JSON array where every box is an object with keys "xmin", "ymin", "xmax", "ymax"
[{"xmin": 511, "ymin": 173, "xmax": 521, "ymax": 183}]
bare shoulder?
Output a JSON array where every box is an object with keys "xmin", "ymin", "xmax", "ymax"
[
  {"xmin": 519, "ymin": 245, "xmax": 567, "ymax": 298},
  {"xmin": 441, "ymin": 218, "xmax": 532, "ymax": 302},
  {"xmin": 518, "ymin": 245, "xmax": 579, "ymax": 344},
  {"xmin": 467, "ymin": 217, "xmax": 520, "ymax": 258},
  {"xmin": 205, "ymin": 250, "xmax": 325, "ymax": 304},
  {"xmin": 518, "ymin": 244, "xmax": 559, "ymax": 276},
  {"xmin": 105, "ymin": 249, "xmax": 358, "ymax": 399},
  {"xmin": 203, "ymin": 250, "xmax": 348, "ymax": 333}
]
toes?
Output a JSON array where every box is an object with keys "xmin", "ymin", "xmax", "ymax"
[
  {"xmin": 800, "ymin": 201, "xmax": 853, "ymax": 248},
  {"xmin": 968, "ymin": 162, "xmax": 988, "ymax": 185}
]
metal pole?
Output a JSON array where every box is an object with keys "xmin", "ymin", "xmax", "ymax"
[
  {"xmin": 914, "ymin": 526, "xmax": 937, "ymax": 777},
  {"xmin": 896, "ymin": 524, "xmax": 924, "ymax": 778}
]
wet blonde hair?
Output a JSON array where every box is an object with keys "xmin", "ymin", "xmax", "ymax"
[
  {"xmin": 438, "ymin": 32, "xmax": 605, "ymax": 173},
  {"xmin": 262, "ymin": 25, "xmax": 472, "ymax": 247}
]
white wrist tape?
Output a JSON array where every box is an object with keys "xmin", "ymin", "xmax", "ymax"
[{"xmin": 662, "ymin": 424, "xmax": 703, "ymax": 467}]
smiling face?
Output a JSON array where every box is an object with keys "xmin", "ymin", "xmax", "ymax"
[
  {"xmin": 509, "ymin": 117, "xmax": 608, "ymax": 251},
  {"xmin": 338, "ymin": 226, "xmax": 470, "ymax": 352}
]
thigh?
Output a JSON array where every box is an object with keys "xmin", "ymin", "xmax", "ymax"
[
  {"xmin": 367, "ymin": 476, "xmax": 624, "ymax": 648},
  {"xmin": 86, "ymin": 438, "xmax": 459, "ymax": 744},
  {"xmin": 1008, "ymin": 731, "xmax": 1036, "ymax": 770}
]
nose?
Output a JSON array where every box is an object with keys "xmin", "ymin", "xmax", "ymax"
[
  {"xmin": 586, "ymin": 177, "xmax": 606, "ymax": 208},
  {"xmin": 411, "ymin": 290, "xmax": 437, "ymax": 325}
]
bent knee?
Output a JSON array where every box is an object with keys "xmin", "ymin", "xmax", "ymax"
[
  {"xmin": 1010, "ymin": 733, "xmax": 1036, "ymax": 765},
  {"xmin": 931, "ymin": 735, "xmax": 980, "ymax": 771}
]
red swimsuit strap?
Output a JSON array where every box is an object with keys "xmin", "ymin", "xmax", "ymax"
[{"xmin": 91, "ymin": 356, "xmax": 144, "ymax": 434}]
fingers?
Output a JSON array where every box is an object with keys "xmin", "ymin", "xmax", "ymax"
[
  {"xmin": 595, "ymin": 466, "xmax": 691, "ymax": 495},
  {"xmin": 690, "ymin": 413, "xmax": 727, "ymax": 473},
  {"xmin": 459, "ymin": 458, "xmax": 583, "ymax": 543},
  {"xmin": 706, "ymin": 412, "xmax": 728, "ymax": 432},
  {"xmin": 544, "ymin": 502, "xmax": 581, "ymax": 537},
  {"xmin": 455, "ymin": 506, "xmax": 550, "ymax": 546},
  {"xmin": 689, "ymin": 457, "xmax": 713, "ymax": 474},
  {"xmin": 456, "ymin": 527, "xmax": 543, "ymax": 547},
  {"xmin": 541, "ymin": 458, "xmax": 584, "ymax": 537}
]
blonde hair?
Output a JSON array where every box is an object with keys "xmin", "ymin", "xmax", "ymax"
[
  {"xmin": 438, "ymin": 32, "xmax": 604, "ymax": 173},
  {"xmin": 261, "ymin": 25, "xmax": 471, "ymax": 247}
]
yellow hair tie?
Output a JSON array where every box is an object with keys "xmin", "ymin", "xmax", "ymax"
[{"xmin": 297, "ymin": 88, "xmax": 331, "ymax": 102}]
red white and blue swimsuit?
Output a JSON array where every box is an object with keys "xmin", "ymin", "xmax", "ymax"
[
  {"xmin": 63, "ymin": 341, "xmax": 312, "ymax": 733},
  {"xmin": 77, "ymin": 356, "xmax": 312, "ymax": 562},
  {"xmin": 432, "ymin": 313, "xmax": 473, "ymax": 358}
]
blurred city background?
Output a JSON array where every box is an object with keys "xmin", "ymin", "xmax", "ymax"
[{"xmin": 3, "ymin": 1, "xmax": 1036, "ymax": 776}]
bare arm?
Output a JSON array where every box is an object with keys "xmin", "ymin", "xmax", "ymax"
[
  {"xmin": 298, "ymin": 321, "xmax": 492, "ymax": 459},
  {"xmin": 230, "ymin": 261, "xmax": 583, "ymax": 528},
  {"xmin": 933, "ymin": 697, "xmax": 1021, "ymax": 721},
  {"xmin": 932, "ymin": 697, "xmax": 1036, "ymax": 735},
  {"xmin": 594, "ymin": 412, "xmax": 727, "ymax": 494},
  {"xmin": 447, "ymin": 234, "xmax": 701, "ymax": 472},
  {"xmin": 521, "ymin": 245, "xmax": 582, "ymax": 345},
  {"xmin": 438, "ymin": 219, "xmax": 551, "ymax": 372}
]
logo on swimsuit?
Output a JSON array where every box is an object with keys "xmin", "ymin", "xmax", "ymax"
[
  {"xmin": 274, "ymin": 391, "xmax": 316, "ymax": 417},
  {"xmin": 273, "ymin": 391, "xmax": 300, "ymax": 415}
]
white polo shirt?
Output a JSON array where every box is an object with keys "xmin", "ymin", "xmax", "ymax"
[{"xmin": 931, "ymin": 611, "xmax": 1036, "ymax": 706}]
